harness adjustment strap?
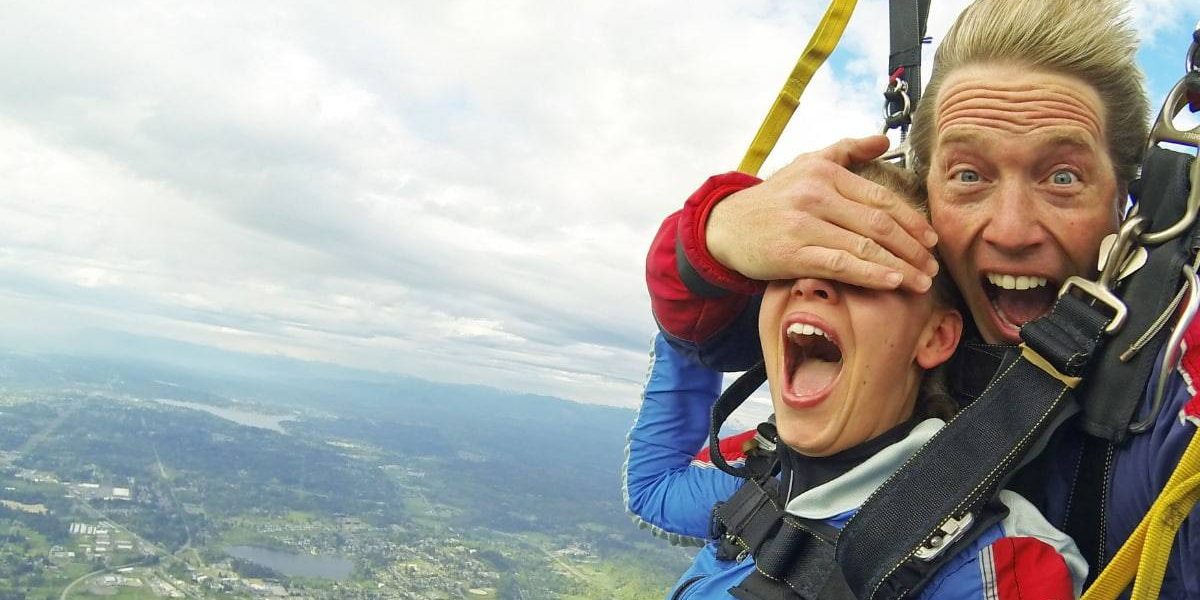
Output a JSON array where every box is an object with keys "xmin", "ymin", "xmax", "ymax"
[
  {"xmin": 713, "ymin": 479, "xmax": 786, "ymax": 561},
  {"xmin": 709, "ymin": 364, "xmax": 768, "ymax": 479},
  {"xmin": 1020, "ymin": 344, "xmax": 1082, "ymax": 389}
]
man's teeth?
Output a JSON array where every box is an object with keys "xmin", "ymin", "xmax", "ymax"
[
  {"xmin": 986, "ymin": 273, "xmax": 1049, "ymax": 291},
  {"xmin": 786, "ymin": 323, "xmax": 831, "ymax": 342}
]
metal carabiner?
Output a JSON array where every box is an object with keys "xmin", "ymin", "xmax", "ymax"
[
  {"xmin": 1098, "ymin": 216, "xmax": 1148, "ymax": 289},
  {"xmin": 1139, "ymin": 68, "xmax": 1200, "ymax": 246},
  {"xmin": 880, "ymin": 78, "xmax": 912, "ymax": 135},
  {"xmin": 1130, "ymin": 262, "xmax": 1200, "ymax": 434}
]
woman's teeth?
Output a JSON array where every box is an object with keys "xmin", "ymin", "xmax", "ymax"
[{"xmin": 787, "ymin": 323, "xmax": 831, "ymax": 342}]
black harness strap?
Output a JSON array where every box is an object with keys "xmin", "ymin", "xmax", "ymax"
[
  {"xmin": 1061, "ymin": 147, "xmax": 1197, "ymax": 584},
  {"xmin": 835, "ymin": 293, "xmax": 1112, "ymax": 599},
  {"xmin": 1063, "ymin": 434, "xmax": 1114, "ymax": 587},
  {"xmin": 713, "ymin": 478, "xmax": 788, "ymax": 561},
  {"xmin": 887, "ymin": 0, "xmax": 931, "ymax": 110},
  {"xmin": 1078, "ymin": 147, "xmax": 1197, "ymax": 442},
  {"xmin": 709, "ymin": 363, "xmax": 768, "ymax": 479},
  {"xmin": 712, "ymin": 478, "xmax": 855, "ymax": 600}
]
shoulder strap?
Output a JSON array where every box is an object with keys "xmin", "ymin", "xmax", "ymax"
[
  {"xmin": 834, "ymin": 292, "xmax": 1114, "ymax": 599},
  {"xmin": 712, "ymin": 478, "xmax": 856, "ymax": 600}
]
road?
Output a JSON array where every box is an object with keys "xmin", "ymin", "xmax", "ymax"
[{"xmin": 59, "ymin": 559, "xmax": 145, "ymax": 600}]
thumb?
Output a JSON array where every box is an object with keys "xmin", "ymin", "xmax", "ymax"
[{"xmin": 818, "ymin": 135, "xmax": 891, "ymax": 167}]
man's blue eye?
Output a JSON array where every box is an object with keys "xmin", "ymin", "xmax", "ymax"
[
  {"xmin": 1051, "ymin": 170, "xmax": 1077, "ymax": 185},
  {"xmin": 956, "ymin": 170, "xmax": 979, "ymax": 183}
]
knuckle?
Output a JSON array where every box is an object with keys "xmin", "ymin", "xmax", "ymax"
[
  {"xmin": 824, "ymin": 249, "xmax": 852, "ymax": 274},
  {"xmin": 866, "ymin": 184, "xmax": 894, "ymax": 208},
  {"xmin": 866, "ymin": 208, "xmax": 894, "ymax": 235},
  {"xmin": 855, "ymin": 236, "xmax": 881, "ymax": 259}
]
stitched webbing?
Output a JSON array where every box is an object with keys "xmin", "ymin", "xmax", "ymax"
[
  {"xmin": 836, "ymin": 293, "xmax": 1111, "ymax": 599},
  {"xmin": 738, "ymin": 0, "xmax": 857, "ymax": 176}
]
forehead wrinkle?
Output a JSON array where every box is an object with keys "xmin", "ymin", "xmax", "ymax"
[
  {"xmin": 938, "ymin": 124, "xmax": 1103, "ymax": 156},
  {"xmin": 936, "ymin": 79, "xmax": 1105, "ymax": 140}
]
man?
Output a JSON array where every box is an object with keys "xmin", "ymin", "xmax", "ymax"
[
  {"xmin": 644, "ymin": 0, "xmax": 1199, "ymax": 596},
  {"xmin": 626, "ymin": 162, "xmax": 1086, "ymax": 599}
]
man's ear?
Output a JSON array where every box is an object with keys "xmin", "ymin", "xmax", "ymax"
[{"xmin": 916, "ymin": 308, "xmax": 962, "ymax": 369}]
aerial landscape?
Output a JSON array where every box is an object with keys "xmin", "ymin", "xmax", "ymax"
[{"xmin": 0, "ymin": 339, "xmax": 692, "ymax": 599}]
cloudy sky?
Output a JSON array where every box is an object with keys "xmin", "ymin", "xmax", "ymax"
[{"xmin": 0, "ymin": 1, "xmax": 1193, "ymax": 408}]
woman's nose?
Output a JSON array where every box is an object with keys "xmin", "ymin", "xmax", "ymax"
[{"xmin": 791, "ymin": 278, "xmax": 838, "ymax": 302}]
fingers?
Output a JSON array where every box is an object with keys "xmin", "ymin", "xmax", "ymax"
[
  {"xmin": 791, "ymin": 246, "xmax": 909, "ymax": 291},
  {"xmin": 831, "ymin": 165, "xmax": 939, "ymax": 251},
  {"xmin": 811, "ymin": 136, "xmax": 939, "ymax": 249},
  {"xmin": 817, "ymin": 136, "xmax": 891, "ymax": 167},
  {"xmin": 784, "ymin": 216, "xmax": 934, "ymax": 293}
]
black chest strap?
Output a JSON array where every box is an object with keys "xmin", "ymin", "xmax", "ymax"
[
  {"xmin": 711, "ymin": 472, "xmax": 1008, "ymax": 600},
  {"xmin": 706, "ymin": 290, "xmax": 1114, "ymax": 599},
  {"xmin": 834, "ymin": 293, "xmax": 1111, "ymax": 598},
  {"xmin": 712, "ymin": 477, "xmax": 854, "ymax": 600}
]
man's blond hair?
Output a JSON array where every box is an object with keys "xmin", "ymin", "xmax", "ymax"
[{"xmin": 909, "ymin": 0, "xmax": 1149, "ymax": 190}]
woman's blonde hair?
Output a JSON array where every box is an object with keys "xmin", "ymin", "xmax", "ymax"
[{"xmin": 852, "ymin": 160, "xmax": 960, "ymax": 420}]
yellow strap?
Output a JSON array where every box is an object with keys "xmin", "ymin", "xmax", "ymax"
[
  {"xmin": 737, "ymin": 0, "xmax": 858, "ymax": 176},
  {"xmin": 1083, "ymin": 423, "xmax": 1200, "ymax": 599}
]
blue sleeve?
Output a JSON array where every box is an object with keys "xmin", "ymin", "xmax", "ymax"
[{"xmin": 623, "ymin": 333, "xmax": 744, "ymax": 544}]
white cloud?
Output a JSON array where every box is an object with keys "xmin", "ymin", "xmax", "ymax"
[{"xmin": 0, "ymin": 1, "xmax": 1188, "ymax": 408}]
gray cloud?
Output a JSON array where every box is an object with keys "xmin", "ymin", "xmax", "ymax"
[{"xmin": 0, "ymin": 1, "xmax": 1189, "ymax": 407}]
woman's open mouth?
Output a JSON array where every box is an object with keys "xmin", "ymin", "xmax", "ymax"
[{"xmin": 782, "ymin": 320, "xmax": 843, "ymax": 408}]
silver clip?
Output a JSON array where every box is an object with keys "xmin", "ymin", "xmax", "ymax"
[
  {"xmin": 1139, "ymin": 75, "xmax": 1200, "ymax": 246},
  {"xmin": 1130, "ymin": 262, "xmax": 1200, "ymax": 434},
  {"xmin": 914, "ymin": 513, "xmax": 974, "ymax": 561},
  {"xmin": 1097, "ymin": 217, "xmax": 1148, "ymax": 288},
  {"xmin": 880, "ymin": 78, "xmax": 911, "ymax": 135}
]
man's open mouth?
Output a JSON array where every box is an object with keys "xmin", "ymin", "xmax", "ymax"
[
  {"xmin": 982, "ymin": 272, "xmax": 1058, "ymax": 331},
  {"xmin": 784, "ymin": 322, "xmax": 843, "ymax": 399}
]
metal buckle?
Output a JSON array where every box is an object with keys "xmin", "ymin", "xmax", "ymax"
[
  {"xmin": 1057, "ymin": 277, "xmax": 1128, "ymax": 335},
  {"xmin": 914, "ymin": 513, "xmax": 974, "ymax": 561}
]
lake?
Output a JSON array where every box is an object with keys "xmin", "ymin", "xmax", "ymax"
[
  {"xmin": 153, "ymin": 399, "xmax": 294, "ymax": 434},
  {"xmin": 225, "ymin": 545, "xmax": 354, "ymax": 580}
]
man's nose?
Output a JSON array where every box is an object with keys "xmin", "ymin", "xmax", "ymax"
[
  {"xmin": 981, "ymin": 180, "xmax": 1048, "ymax": 253},
  {"xmin": 792, "ymin": 278, "xmax": 839, "ymax": 302}
]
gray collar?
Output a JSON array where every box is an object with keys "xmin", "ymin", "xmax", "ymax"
[{"xmin": 784, "ymin": 418, "xmax": 944, "ymax": 520}]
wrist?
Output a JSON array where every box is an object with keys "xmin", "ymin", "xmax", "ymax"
[{"xmin": 678, "ymin": 172, "xmax": 765, "ymax": 296}]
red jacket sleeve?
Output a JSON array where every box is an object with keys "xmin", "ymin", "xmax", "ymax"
[{"xmin": 646, "ymin": 172, "xmax": 763, "ymax": 346}]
